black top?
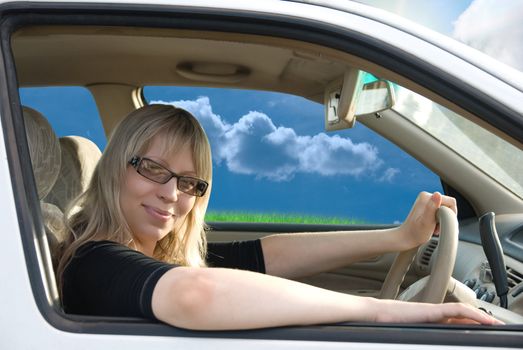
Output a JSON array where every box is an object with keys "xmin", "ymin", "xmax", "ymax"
[{"xmin": 62, "ymin": 240, "xmax": 265, "ymax": 320}]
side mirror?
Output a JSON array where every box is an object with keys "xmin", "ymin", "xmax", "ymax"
[{"xmin": 324, "ymin": 70, "xmax": 395, "ymax": 131}]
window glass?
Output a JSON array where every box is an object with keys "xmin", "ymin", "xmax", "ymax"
[
  {"xmin": 19, "ymin": 87, "xmax": 107, "ymax": 149},
  {"xmin": 393, "ymin": 85, "xmax": 523, "ymax": 198},
  {"xmin": 144, "ymin": 86, "xmax": 442, "ymax": 224}
]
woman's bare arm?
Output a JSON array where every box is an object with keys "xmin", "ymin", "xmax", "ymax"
[
  {"xmin": 151, "ymin": 266, "xmax": 501, "ymax": 330},
  {"xmin": 261, "ymin": 192, "xmax": 456, "ymax": 278},
  {"xmin": 261, "ymin": 227, "xmax": 404, "ymax": 278}
]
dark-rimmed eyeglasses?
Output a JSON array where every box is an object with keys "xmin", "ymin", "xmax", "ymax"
[{"xmin": 129, "ymin": 156, "xmax": 208, "ymax": 197}]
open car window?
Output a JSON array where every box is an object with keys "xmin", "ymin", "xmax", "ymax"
[{"xmin": 20, "ymin": 84, "xmax": 443, "ymax": 226}]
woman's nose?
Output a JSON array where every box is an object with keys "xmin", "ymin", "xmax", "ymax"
[{"xmin": 158, "ymin": 177, "xmax": 179, "ymax": 202}]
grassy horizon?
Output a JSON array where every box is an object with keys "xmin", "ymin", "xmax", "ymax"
[{"xmin": 205, "ymin": 210, "xmax": 366, "ymax": 224}]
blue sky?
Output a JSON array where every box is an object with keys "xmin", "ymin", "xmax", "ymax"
[
  {"xmin": 19, "ymin": 0, "xmax": 523, "ymax": 224},
  {"xmin": 359, "ymin": 0, "xmax": 472, "ymax": 35}
]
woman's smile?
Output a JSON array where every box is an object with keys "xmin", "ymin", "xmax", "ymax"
[{"xmin": 143, "ymin": 204, "xmax": 174, "ymax": 222}]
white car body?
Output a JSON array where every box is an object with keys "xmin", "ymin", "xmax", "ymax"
[{"xmin": 1, "ymin": 0, "xmax": 522, "ymax": 349}]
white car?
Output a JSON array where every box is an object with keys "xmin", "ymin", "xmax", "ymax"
[{"xmin": 2, "ymin": 0, "xmax": 523, "ymax": 348}]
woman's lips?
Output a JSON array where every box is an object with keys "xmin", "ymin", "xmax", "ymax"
[{"xmin": 143, "ymin": 205, "xmax": 173, "ymax": 222}]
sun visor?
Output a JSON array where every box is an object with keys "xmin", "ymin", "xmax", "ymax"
[{"xmin": 324, "ymin": 70, "xmax": 395, "ymax": 131}]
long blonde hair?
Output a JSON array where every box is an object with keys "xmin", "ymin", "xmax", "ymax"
[{"xmin": 57, "ymin": 105, "xmax": 212, "ymax": 289}]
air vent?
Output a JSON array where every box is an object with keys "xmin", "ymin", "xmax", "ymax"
[
  {"xmin": 506, "ymin": 266, "xmax": 523, "ymax": 289},
  {"xmin": 419, "ymin": 237, "xmax": 439, "ymax": 267}
]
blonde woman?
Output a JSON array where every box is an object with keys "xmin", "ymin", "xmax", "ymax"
[{"xmin": 58, "ymin": 104, "xmax": 500, "ymax": 330}]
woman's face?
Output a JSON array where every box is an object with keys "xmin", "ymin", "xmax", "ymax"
[{"xmin": 120, "ymin": 136, "xmax": 197, "ymax": 255}]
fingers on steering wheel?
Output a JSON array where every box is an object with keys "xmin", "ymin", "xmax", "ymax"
[
  {"xmin": 431, "ymin": 193, "xmax": 457, "ymax": 236},
  {"xmin": 438, "ymin": 193, "xmax": 458, "ymax": 215}
]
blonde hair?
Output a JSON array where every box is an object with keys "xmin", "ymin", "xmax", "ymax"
[{"xmin": 57, "ymin": 104, "xmax": 212, "ymax": 289}]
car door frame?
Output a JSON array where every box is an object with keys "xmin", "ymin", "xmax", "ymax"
[{"xmin": 1, "ymin": 1, "xmax": 522, "ymax": 348}]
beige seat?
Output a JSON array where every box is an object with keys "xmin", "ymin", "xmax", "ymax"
[
  {"xmin": 23, "ymin": 106, "xmax": 65, "ymax": 267},
  {"xmin": 45, "ymin": 136, "xmax": 102, "ymax": 213}
]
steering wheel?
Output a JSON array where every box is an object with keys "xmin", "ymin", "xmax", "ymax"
[{"xmin": 379, "ymin": 206, "xmax": 459, "ymax": 303}]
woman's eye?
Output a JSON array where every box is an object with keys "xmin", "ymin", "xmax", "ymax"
[
  {"xmin": 143, "ymin": 162, "xmax": 167, "ymax": 175},
  {"xmin": 179, "ymin": 178, "xmax": 197, "ymax": 190}
]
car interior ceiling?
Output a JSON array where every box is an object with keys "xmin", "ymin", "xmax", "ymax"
[{"xmin": 11, "ymin": 25, "xmax": 511, "ymax": 142}]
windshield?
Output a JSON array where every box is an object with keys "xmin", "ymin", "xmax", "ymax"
[{"xmin": 392, "ymin": 85, "xmax": 523, "ymax": 198}]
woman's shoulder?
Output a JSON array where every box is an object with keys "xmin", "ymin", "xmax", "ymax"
[
  {"xmin": 76, "ymin": 239, "xmax": 129, "ymax": 252},
  {"xmin": 73, "ymin": 240, "xmax": 133, "ymax": 257},
  {"xmin": 64, "ymin": 240, "xmax": 172, "ymax": 282}
]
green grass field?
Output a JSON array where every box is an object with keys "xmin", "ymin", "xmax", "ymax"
[{"xmin": 205, "ymin": 211, "xmax": 365, "ymax": 224}]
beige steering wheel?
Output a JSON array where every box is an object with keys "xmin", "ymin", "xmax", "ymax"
[{"xmin": 379, "ymin": 206, "xmax": 459, "ymax": 303}]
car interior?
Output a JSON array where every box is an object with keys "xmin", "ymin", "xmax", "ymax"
[{"xmin": 6, "ymin": 8, "xmax": 523, "ymax": 339}]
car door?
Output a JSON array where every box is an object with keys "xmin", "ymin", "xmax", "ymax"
[{"xmin": 2, "ymin": 1, "xmax": 523, "ymax": 349}]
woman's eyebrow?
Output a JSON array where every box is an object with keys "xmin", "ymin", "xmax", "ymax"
[{"xmin": 142, "ymin": 155, "xmax": 169, "ymax": 166}]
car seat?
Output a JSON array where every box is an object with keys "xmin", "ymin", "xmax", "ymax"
[
  {"xmin": 23, "ymin": 106, "xmax": 64, "ymax": 267},
  {"xmin": 45, "ymin": 135, "xmax": 102, "ymax": 214}
]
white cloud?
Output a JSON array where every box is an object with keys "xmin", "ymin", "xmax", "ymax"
[
  {"xmin": 453, "ymin": 0, "xmax": 523, "ymax": 70},
  {"xmin": 296, "ymin": 133, "xmax": 382, "ymax": 177},
  {"xmin": 379, "ymin": 167, "xmax": 401, "ymax": 182},
  {"xmin": 151, "ymin": 98, "xmax": 390, "ymax": 181}
]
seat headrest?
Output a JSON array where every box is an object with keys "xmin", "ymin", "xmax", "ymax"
[
  {"xmin": 23, "ymin": 106, "xmax": 61, "ymax": 200},
  {"xmin": 46, "ymin": 136, "xmax": 102, "ymax": 211}
]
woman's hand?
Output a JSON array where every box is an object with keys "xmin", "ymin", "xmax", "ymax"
[
  {"xmin": 373, "ymin": 299, "xmax": 503, "ymax": 325},
  {"xmin": 398, "ymin": 192, "xmax": 458, "ymax": 250}
]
